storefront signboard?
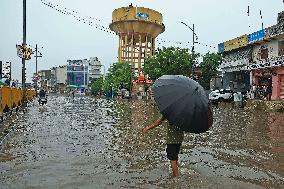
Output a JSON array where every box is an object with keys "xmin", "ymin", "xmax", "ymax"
[
  {"xmin": 248, "ymin": 29, "xmax": 265, "ymax": 43},
  {"xmin": 248, "ymin": 55, "xmax": 284, "ymax": 70},
  {"xmin": 222, "ymin": 65, "xmax": 249, "ymax": 73},
  {"xmin": 224, "ymin": 35, "xmax": 248, "ymax": 52}
]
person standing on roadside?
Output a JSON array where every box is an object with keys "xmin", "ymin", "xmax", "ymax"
[
  {"xmin": 71, "ymin": 90, "xmax": 75, "ymax": 99},
  {"xmin": 266, "ymin": 82, "xmax": 272, "ymax": 101}
]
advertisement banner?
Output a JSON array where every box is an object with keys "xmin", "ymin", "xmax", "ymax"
[
  {"xmin": 224, "ymin": 35, "xmax": 248, "ymax": 52},
  {"xmin": 16, "ymin": 45, "xmax": 32, "ymax": 60},
  {"xmin": 16, "ymin": 45, "xmax": 24, "ymax": 58}
]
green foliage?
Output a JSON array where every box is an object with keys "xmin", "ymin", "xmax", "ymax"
[
  {"xmin": 143, "ymin": 46, "xmax": 221, "ymax": 90},
  {"xmin": 103, "ymin": 62, "xmax": 134, "ymax": 93},
  {"xmin": 199, "ymin": 53, "xmax": 222, "ymax": 90},
  {"xmin": 143, "ymin": 47, "xmax": 198, "ymax": 81},
  {"xmin": 91, "ymin": 77, "xmax": 103, "ymax": 95}
]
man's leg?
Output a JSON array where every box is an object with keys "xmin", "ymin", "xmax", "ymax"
[
  {"xmin": 166, "ymin": 144, "xmax": 181, "ymax": 177},
  {"xmin": 170, "ymin": 160, "xmax": 180, "ymax": 177}
]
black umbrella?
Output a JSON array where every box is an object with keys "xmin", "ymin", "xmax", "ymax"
[{"xmin": 153, "ymin": 75, "xmax": 211, "ymax": 134}]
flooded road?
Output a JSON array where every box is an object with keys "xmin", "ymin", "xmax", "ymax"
[{"xmin": 0, "ymin": 95, "xmax": 283, "ymax": 189}]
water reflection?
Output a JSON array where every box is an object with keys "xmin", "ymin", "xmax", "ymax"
[{"xmin": 0, "ymin": 96, "xmax": 283, "ymax": 188}]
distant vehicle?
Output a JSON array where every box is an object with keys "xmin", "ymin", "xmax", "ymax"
[
  {"xmin": 38, "ymin": 89, "xmax": 47, "ymax": 105},
  {"xmin": 209, "ymin": 89, "xmax": 233, "ymax": 102},
  {"xmin": 39, "ymin": 97, "xmax": 47, "ymax": 105}
]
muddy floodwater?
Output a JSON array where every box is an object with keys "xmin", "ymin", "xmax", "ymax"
[{"xmin": 0, "ymin": 95, "xmax": 283, "ymax": 189}]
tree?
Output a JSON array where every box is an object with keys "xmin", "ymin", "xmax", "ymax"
[
  {"xmin": 91, "ymin": 77, "xmax": 103, "ymax": 95},
  {"xmin": 143, "ymin": 47, "xmax": 198, "ymax": 81},
  {"xmin": 102, "ymin": 62, "xmax": 134, "ymax": 94},
  {"xmin": 199, "ymin": 53, "xmax": 222, "ymax": 90}
]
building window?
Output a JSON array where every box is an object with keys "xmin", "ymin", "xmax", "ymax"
[
  {"xmin": 260, "ymin": 48, "xmax": 268, "ymax": 60},
  {"xmin": 278, "ymin": 40, "xmax": 284, "ymax": 56}
]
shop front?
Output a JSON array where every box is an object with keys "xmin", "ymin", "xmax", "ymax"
[
  {"xmin": 272, "ymin": 67, "xmax": 284, "ymax": 100},
  {"xmin": 250, "ymin": 56, "xmax": 284, "ymax": 100},
  {"xmin": 252, "ymin": 67, "xmax": 284, "ymax": 100},
  {"xmin": 222, "ymin": 70, "xmax": 250, "ymax": 93},
  {"xmin": 219, "ymin": 54, "xmax": 251, "ymax": 93},
  {"xmin": 251, "ymin": 69, "xmax": 273, "ymax": 100}
]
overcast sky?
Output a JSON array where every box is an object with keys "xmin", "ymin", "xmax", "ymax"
[{"xmin": 0, "ymin": 0, "xmax": 283, "ymax": 82}]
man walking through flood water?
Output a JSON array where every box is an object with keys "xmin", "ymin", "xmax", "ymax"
[
  {"xmin": 143, "ymin": 116, "xmax": 184, "ymax": 177},
  {"xmin": 142, "ymin": 75, "xmax": 213, "ymax": 177},
  {"xmin": 142, "ymin": 103, "xmax": 213, "ymax": 177}
]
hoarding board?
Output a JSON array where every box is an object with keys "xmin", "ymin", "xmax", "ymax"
[
  {"xmin": 16, "ymin": 45, "xmax": 32, "ymax": 60},
  {"xmin": 224, "ymin": 35, "xmax": 248, "ymax": 52}
]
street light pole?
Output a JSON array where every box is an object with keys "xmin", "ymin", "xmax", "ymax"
[
  {"xmin": 181, "ymin": 21, "xmax": 198, "ymax": 78},
  {"xmin": 22, "ymin": 0, "xmax": 27, "ymax": 107}
]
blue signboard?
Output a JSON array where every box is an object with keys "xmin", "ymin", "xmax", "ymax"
[
  {"xmin": 136, "ymin": 12, "xmax": 149, "ymax": 20},
  {"xmin": 67, "ymin": 72, "xmax": 87, "ymax": 86},
  {"xmin": 248, "ymin": 29, "xmax": 265, "ymax": 43},
  {"xmin": 218, "ymin": 43, "xmax": 225, "ymax": 53}
]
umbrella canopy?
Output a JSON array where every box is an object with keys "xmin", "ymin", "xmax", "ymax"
[{"xmin": 153, "ymin": 75, "xmax": 211, "ymax": 133}]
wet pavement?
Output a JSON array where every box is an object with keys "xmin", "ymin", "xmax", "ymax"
[{"xmin": 0, "ymin": 95, "xmax": 283, "ymax": 189}]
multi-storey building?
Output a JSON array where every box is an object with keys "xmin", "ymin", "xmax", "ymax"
[
  {"xmin": 55, "ymin": 65, "xmax": 67, "ymax": 85},
  {"xmin": 53, "ymin": 65, "xmax": 67, "ymax": 93},
  {"xmin": 67, "ymin": 57, "xmax": 102, "ymax": 89},
  {"xmin": 67, "ymin": 59, "xmax": 88, "ymax": 88},
  {"xmin": 88, "ymin": 57, "xmax": 102, "ymax": 81},
  {"xmin": 218, "ymin": 11, "xmax": 284, "ymax": 100},
  {"xmin": 37, "ymin": 69, "xmax": 51, "ymax": 91}
]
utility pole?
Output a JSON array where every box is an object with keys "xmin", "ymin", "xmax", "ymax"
[
  {"xmin": 192, "ymin": 24, "xmax": 195, "ymax": 78},
  {"xmin": 34, "ymin": 44, "xmax": 43, "ymax": 96},
  {"xmin": 22, "ymin": 0, "xmax": 26, "ymax": 107},
  {"xmin": 35, "ymin": 44, "xmax": 38, "ymax": 75},
  {"xmin": 35, "ymin": 44, "xmax": 38, "ymax": 95},
  {"xmin": 9, "ymin": 62, "xmax": 11, "ymax": 82}
]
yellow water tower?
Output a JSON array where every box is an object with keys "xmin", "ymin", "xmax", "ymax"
[{"xmin": 110, "ymin": 4, "xmax": 165, "ymax": 76}]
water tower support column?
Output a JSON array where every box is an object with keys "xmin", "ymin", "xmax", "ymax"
[
  {"xmin": 138, "ymin": 35, "xmax": 142, "ymax": 75},
  {"xmin": 131, "ymin": 34, "xmax": 134, "ymax": 72}
]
